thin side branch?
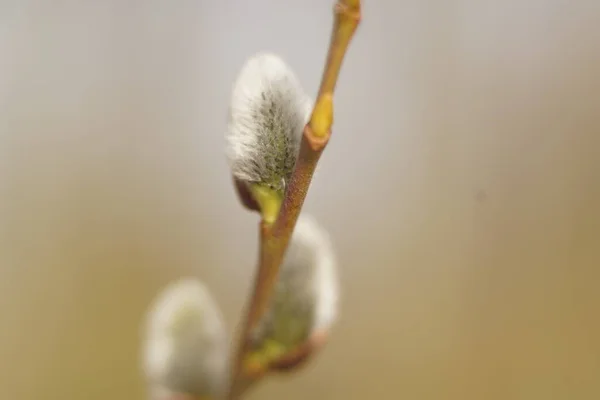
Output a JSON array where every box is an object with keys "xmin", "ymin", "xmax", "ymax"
[{"xmin": 228, "ymin": 1, "xmax": 361, "ymax": 398}]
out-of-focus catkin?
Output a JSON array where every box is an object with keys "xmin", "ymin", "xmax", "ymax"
[
  {"xmin": 142, "ymin": 279, "xmax": 229, "ymax": 400},
  {"xmin": 251, "ymin": 214, "xmax": 339, "ymax": 354}
]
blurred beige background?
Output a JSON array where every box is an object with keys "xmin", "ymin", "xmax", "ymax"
[{"xmin": 1, "ymin": 1, "xmax": 599, "ymax": 399}]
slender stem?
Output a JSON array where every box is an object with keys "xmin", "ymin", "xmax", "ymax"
[
  {"xmin": 228, "ymin": 1, "xmax": 361, "ymax": 398},
  {"xmin": 317, "ymin": 0, "xmax": 362, "ymax": 99}
]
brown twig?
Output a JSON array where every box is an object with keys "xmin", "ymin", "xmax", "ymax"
[{"xmin": 228, "ymin": 1, "xmax": 361, "ymax": 398}]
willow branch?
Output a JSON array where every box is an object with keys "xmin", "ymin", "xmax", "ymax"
[{"xmin": 228, "ymin": 1, "xmax": 361, "ymax": 398}]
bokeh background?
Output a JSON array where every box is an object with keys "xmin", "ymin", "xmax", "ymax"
[{"xmin": 1, "ymin": 1, "xmax": 599, "ymax": 399}]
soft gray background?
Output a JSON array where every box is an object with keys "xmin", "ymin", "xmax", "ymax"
[{"xmin": 1, "ymin": 1, "xmax": 599, "ymax": 399}]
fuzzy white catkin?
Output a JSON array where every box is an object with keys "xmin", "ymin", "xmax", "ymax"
[
  {"xmin": 226, "ymin": 52, "xmax": 312, "ymax": 192},
  {"xmin": 252, "ymin": 214, "xmax": 339, "ymax": 348},
  {"xmin": 142, "ymin": 279, "xmax": 228, "ymax": 400}
]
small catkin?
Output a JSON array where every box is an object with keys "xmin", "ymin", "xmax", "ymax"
[
  {"xmin": 251, "ymin": 214, "xmax": 339, "ymax": 349},
  {"xmin": 142, "ymin": 279, "xmax": 229, "ymax": 400},
  {"xmin": 226, "ymin": 52, "xmax": 312, "ymax": 193}
]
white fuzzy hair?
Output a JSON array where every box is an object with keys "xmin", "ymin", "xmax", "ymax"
[
  {"xmin": 226, "ymin": 52, "xmax": 312, "ymax": 191},
  {"xmin": 142, "ymin": 279, "xmax": 228, "ymax": 400},
  {"xmin": 252, "ymin": 214, "xmax": 339, "ymax": 347}
]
